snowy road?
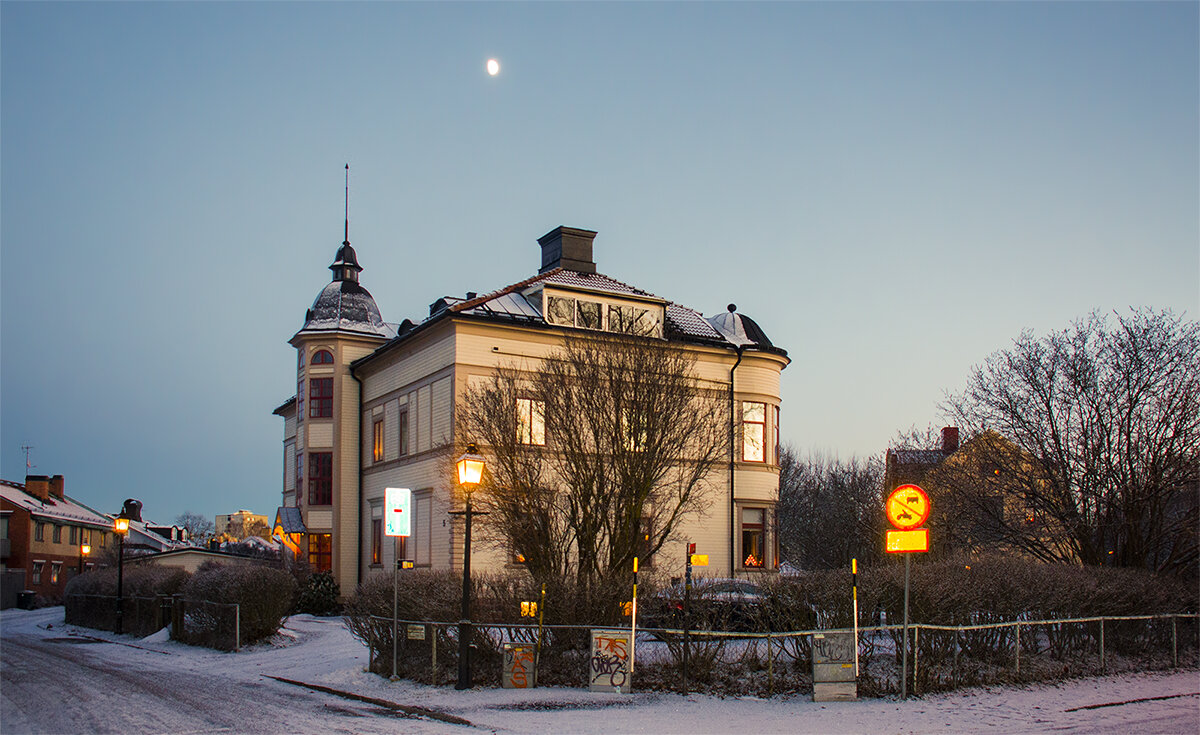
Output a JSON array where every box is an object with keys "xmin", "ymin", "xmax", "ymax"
[{"xmin": 2, "ymin": 606, "xmax": 1197, "ymax": 734}]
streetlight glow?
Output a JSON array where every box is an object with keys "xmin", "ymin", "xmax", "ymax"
[{"xmin": 456, "ymin": 445, "xmax": 485, "ymax": 486}]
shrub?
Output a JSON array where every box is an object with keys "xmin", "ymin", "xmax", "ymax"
[
  {"xmin": 294, "ymin": 570, "xmax": 341, "ymax": 616},
  {"xmin": 65, "ymin": 564, "xmax": 188, "ymax": 599},
  {"xmin": 182, "ymin": 564, "xmax": 296, "ymax": 644}
]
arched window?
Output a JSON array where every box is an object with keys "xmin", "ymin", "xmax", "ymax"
[{"xmin": 312, "ymin": 349, "xmax": 334, "ymax": 364}]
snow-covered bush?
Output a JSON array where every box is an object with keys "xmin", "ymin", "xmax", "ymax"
[
  {"xmin": 65, "ymin": 564, "xmax": 188, "ymax": 599},
  {"xmin": 182, "ymin": 564, "xmax": 295, "ymax": 644},
  {"xmin": 294, "ymin": 570, "xmax": 341, "ymax": 616}
]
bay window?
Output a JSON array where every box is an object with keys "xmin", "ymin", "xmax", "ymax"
[{"xmin": 742, "ymin": 401, "xmax": 766, "ymax": 462}]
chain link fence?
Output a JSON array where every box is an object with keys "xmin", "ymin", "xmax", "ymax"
[
  {"xmin": 353, "ymin": 612, "xmax": 1198, "ymax": 696},
  {"xmin": 65, "ymin": 593, "xmax": 241, "ymax": 651}
]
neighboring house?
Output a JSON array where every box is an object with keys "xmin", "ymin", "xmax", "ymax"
[
  {"xmin": 884, "ymin": 427, "xmax": 961, "ymax": 494},
  {"xmin": 144, "ymin": 524, "xmax": 190, "ymax": 545},
  {"xmin": 215, "ymin": 510, "xmax": 270, "ymax": 541},
  {"xmin": 131, "ymin": 547, "xmax": 274, "ymax": 574},
  {"xmin": 885, "ymin": 428, "xmax": 1070, "ymax": 561},
  {"xmin": 0, "ymin": 476, "xmax": 118, "ymax": 606},
  {"xmin": 274, "ymin": 224, "xmax": 789, "ymax": 595}
]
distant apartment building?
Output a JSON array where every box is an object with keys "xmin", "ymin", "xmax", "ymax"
[{"xmin": 215, "ymin": 510, "xmax": 270, "ymax": 541}]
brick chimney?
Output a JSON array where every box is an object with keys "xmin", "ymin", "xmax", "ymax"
[
  {"xmin": 49, "ymin": 475, "xmax": 64, "ymax": 500},
  {"xmin": 942, "ymin": 427, "xmax": 960, "ymax": 454},
  {"xmin": 538, "ymin": 226, "xmax": 597, "ymax": 274},
  {"xmin": 25, "ymin": 475, "xmax": 50, "ymax": 502}
]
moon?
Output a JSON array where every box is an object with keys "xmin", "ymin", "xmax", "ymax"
[{"xmin": 486, "ymin": 58, "xmax": 500, "ymax": 76}]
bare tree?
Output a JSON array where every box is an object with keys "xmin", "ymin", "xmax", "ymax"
[
  {"xmin": 175, "ymin": 511, "xmax": 214, "ymax": 541},
  {"xmin": 458, "ymin": 332, "xmax": 729, "ymax": 608},
  {"xmin": 942, "ymin": 309, "xmax": 1199, "ymax": 576},
  {"xmin": 777, "ymin": 446, "xmax": 886, "ymax": 569}
]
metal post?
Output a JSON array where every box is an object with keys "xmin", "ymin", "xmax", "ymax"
[
  {"xmin": 901, "ymin": 552, "xmax": 910, "ymax": 700},
  {"xmin": 235, "ymin": 604, "xmax": 241, "ymax": 652},
  {"xmin": 456, "ymin": 494, "xmax": 473, "ymax": 690},
  {"xmin": 630, "ymin": 557, "xmax": 639, "ymax": 676},
  {"xmin": 913, "ymin": 625, "xmax": 920, "ymax": 696},
  {"xmin": 851, "ymin": 558, "xmax": 859, "ymax": 677},
  {"xmin": 1172, "ymin": 616, "xmax": 1178, "ymax": 668},
  {"xmin": 534, "ymin": 583, "xmax": 546, "ymax": 688},
  {"xmin": 116, "ymin": 533, "xmax": 125, "ymax": 635},
  {"xmin": 767, "ymin": 633, "xmax": 774, "ymax": 695},
  {"xmin": 393, "ymin": 536, "xmax": 399, "ymax": 679},
  {"xmin": 1099, "ymin": 618, "xmax": 1105, "ymax": 673},
  {"xmin": 432, "ymin": 623, "xmax": 438, "ymax": 685},
  {"xmin": 1015, "ymin": 623, "xmax": 1020, "ymax": 678},
  {"xmin": 682, "ymin": 545, "xmax": 692, "ymax": 693}
]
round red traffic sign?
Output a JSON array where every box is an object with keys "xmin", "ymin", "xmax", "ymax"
[{"xmin": 885, "ymin": 484, "xmax": 930, "ymax": 530}]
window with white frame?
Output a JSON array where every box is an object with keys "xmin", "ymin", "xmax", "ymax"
[
  {"xmin": 517, "ymin": 398, "xmax": 546, "ymax": 445},
  {"xmin": 741, "ymin": 507, "xmax": 766, "ymax": 568},
  {"xmin": 742, "ymin": 402, "xmax": 766, "ymax": 462},
  {"xmin": 50, "ymin": 562, "xmax": 62, "ymax": 585},
  {"xmin": 32, "ymin": 561, "xmax": 44, "ymax": 585}
]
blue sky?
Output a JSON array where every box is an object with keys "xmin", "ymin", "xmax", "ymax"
[{"xmin": 2, "ymin": 2, "xmax": 1196, "ymax": 526}]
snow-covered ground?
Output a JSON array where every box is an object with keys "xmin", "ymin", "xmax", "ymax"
[{"xmin": 3, "ymin": 606, "xmax": 1197, "ymax": 734}]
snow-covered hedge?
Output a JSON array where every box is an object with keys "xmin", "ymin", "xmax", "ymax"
[{"xmin": 182, "ymin": 564, "xmax": 296, "ymax": 644}]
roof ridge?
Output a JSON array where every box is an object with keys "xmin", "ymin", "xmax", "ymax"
[{"xmin": 448, "ymin": 268, "xmax": 561, "ymax": 313}]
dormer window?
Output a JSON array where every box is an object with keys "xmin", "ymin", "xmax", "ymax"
[
  {"xmin": 312, "ymin": 350, "xmax": 334, "ymax": 364},
  {"xmin": 544, "ymin": 292, "xmax": 662, "ymax": 337}
]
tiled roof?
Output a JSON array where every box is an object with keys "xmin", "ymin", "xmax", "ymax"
[
  {"xmin": 889, "ymin": 449, "xmax": 948, "ymax": 466},
  {"xmin": 451, "ymin": 268, "xmax": 733, "ymax": 344}
]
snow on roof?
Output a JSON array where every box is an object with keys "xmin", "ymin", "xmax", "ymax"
[
  {"xmin": 889, "ymin": 449, "xmax": 948, "ymax": 466},
  {"xmin": 0, "ymin": 479, "xmax": 114, "ymax": 529}
]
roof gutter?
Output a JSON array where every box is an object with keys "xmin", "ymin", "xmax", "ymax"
[{"xmin": 729, "ymin": 344, "xmax": 745, "ymax": 578}]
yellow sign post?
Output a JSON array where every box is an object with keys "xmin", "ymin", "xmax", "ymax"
[{"xmin": 884, "ymin": 483, "xmax": 931, "ymax": 701}]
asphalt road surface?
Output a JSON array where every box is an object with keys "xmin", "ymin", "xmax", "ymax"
[{"xmin": 1, "ymin": 631, "xmax": 455, "ymax": 735}]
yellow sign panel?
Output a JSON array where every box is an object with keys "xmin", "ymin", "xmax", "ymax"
[
  {"xmin": 886, "ymin": 529, "xmax": 929, "ymax": 553},
  {"xmin": 520, "ymin": 601, "xmax": 539, "ymax": 618},
  {"xmin": 690, "ymin": 554, "xmax": 709, "ymax": 566},
  {"xmin": 886, "ymin": 484, "xmax": 931, "ymax": 530}
]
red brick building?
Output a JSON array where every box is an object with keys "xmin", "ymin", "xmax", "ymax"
[{"xmin": 1, "ymin": 476, "xmax": 116, "ymax": 607}]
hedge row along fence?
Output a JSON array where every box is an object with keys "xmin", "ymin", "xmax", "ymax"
[
  {"xmin": 345, "ymin": 555, "xmax": 1198, "ymax": 694},
  {"xmin": 63, "ymin": 563, "xmax": 297, "ymax": 650}
]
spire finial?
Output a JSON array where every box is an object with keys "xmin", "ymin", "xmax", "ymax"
[{"xmin": 344, "ymin": 164, "xmax": 350, "ymax": 246}]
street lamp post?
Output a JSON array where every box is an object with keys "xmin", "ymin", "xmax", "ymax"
[
  {"xmin": 112, "ymin": 498, "xmax": 142, "ymax": 635},
  {"xmin": 78, "ymin": 541, "xmax": 91, "ymax": 575},
  {"xmin": 454, "ymin": 444, "xmax": 485, "ymax": 690},
  {"xmin": 114, "ymin": 516, "xmax": 129, "ymax": 634}
]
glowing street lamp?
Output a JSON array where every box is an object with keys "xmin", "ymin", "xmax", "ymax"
[
  {"xmin": 112, "ymin": 499, "xmax": 141, "ymax": 635},
  {"xmin": 78, "ymin": 542, "xmax": 91, "ymax": 575},
  {"xmin": 454, "ymin": 443, "xmax": 485, "ymax": 690}
]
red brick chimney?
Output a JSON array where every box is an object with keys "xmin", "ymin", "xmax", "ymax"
[
  {"xmin": 49, "ymin": 475, "xmax": 64, "ymax": 500},
  {"xmin": 942, "ymin": 427, "xmax": 960, "ymax": 454},
  {"xmin": 25, "ymin": 475, "xmax": 50, "ymax": 502}
]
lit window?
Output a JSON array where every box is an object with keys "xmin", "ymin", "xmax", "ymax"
[
  {"xmin": 621, "ymin": 408, "xmax": 648, "ymax": 451},
  {"xmin": 371, "ymin": 519, "xmax": 382, "ymax": 565},
  {"xmin": 517, "ymin": 398, "xmax": 546, "ymax": 445},
  {"xmin": 307, "ymin": 533, "xmax": 332, "ymax": 572},
  {"xmin": 312, "ymin": 349, "xmax": 334, "ymax": 364},
  {"xmin": 310, "ymin": 378, "xmax": 333, "ymax": 418},
  {"xmin": 308, "ymin": 452, "xmax": 333, "ymax": 505},
  {"xmin": 50, "ymin": 562, "xmax": 62, "ymax": 584},
  {"xmin": 742, "ymin": 402, "xmax": 766, "ymax": 462},
  {"xmin": 373, "ymin": 419, "xmax": 385, "ymax": 462},
  {"xmin": 32, "ymin": 562, "xmax": 44, "ymax": 585},
  {"xmin": 398, "ymin": 409, "xmax": 409, "ymax": 456},
  {"xmin": 742, "ymin": 508, "xmax": 765, "ymax": 568},
  {"xmin": 773, "ymin": 405, "xmax": 781, "ymax": 464}
]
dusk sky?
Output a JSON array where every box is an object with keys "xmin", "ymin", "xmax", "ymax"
[{"xmin": 2, "ymin": 2, "xmax": 1196, "ymax": 527}]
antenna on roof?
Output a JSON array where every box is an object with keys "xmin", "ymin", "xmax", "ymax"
[
  {"xmin": 21, "ymin": 444, "xmax": 35, "ymax": 473},
  {"xmin": 343, "ymin": 164, "xmax": 350, "ymax": 246}
]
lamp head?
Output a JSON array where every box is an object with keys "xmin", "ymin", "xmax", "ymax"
[{"xmin": 456, "ymin": 443, "xmax": 485, "ymax": 487}]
